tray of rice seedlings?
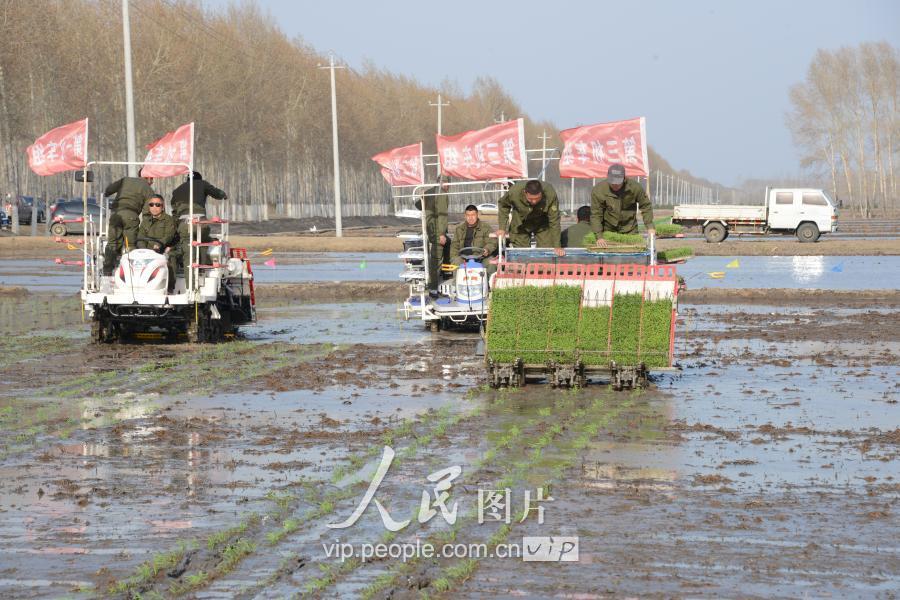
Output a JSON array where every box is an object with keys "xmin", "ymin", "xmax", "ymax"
[
  {"xmin": 485, "ymin": 286, "xmax": 530, "ymax": 363},
  {"xmin": 653, "ymin": 222, "xmax": 684, "ymax": 237},
  {"xmin": 546, "ymin": 285, "xmax": 582, "ymax": 363},
  {"xmin": 656, "ymin": 246, "xmax": 694, "ymax": 264},
  {"xmin": 576, "ymin": 305, "xmax": 611, "ymax": 366},
  {"xmin": 488, "ymin": 285, "xmax": 673, "ymax": 369},
  {"xmin": 585, "ymin": 231, "xmax": 648, "ymax": 253},
  {"xmin": 637, "ymin": 297, "xmax": 674, "ymax": 368},
  {"xmin": 604, "ymin": 293, "xmax": 674, "ymax": 368}
]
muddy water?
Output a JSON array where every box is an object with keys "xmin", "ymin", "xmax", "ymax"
[
  {"xmin": 681, "ymin": 255, "xmax": 900, "ymax": 289},
  {"xmin": 250, "ymin": 302, "xmax": 437, "ymax": 346},
  {"xmin": 250, "ymin": 252, "xmax": 399, "ymax": 284},
  {"xmin": 7, "ymin": 254, "xmax": 900, "ymax": 293},
  {"xmin": 0, "ymin": 279, "xmax": 897, "ymax": 597}
]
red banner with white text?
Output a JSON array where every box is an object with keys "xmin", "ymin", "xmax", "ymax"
[
  {"xmin": 436, "ymin": 119, "xmax": 527, "ymax": 180},
  {"xmin": 559, "ymin": 117, "xmax": 648, "ymax": 178},
  {"xmin": 371, "ymin": 142, "xmax": 424, "ymax": 186},
  {"xmin": 26, "ymin": 118, "xmax": 88, "ymax": 176},
  {"xmin": 142, "ymin": 122, "xmax": 194, "ymax": 178}
]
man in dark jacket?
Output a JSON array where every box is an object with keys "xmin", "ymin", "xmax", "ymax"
[
  {"xmin": 416, "ymin": 175, "xmax": 450, "ymax": 294},
  {"xmin": 449, "ymin": 204, "xmax": 497, "ymax": 265},
  {"xmin": 561, "ymin": 206, "xmax": 593, "ymax": 248},
  {"xmin": 497, "ymin": 179, "xmax": 564, "ymax": 256},
  {"xmin": 170, "ymin": 171, "xmax": 227, "ymax": 272},
  {"xmin": 137, "ymin": 194, "xmax": 176, "ymax": 252},
  {"xmin": 590, "ymin": 164, "xmax": 655, "ymax": 240},
  {"xmin": 103, "ymin": 169, "xmax": 155, "ymax": 275},
  {"xmin": 138, "ymin": 194, "xmax": 178, "ymax": 292}
]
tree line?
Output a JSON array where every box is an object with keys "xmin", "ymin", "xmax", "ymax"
[
  {"xmin": 787, "ymin": 42, "xmax": 898, "ymax": 217},
  {"xmin": 1, "ymin": 0, "xmax": 717, "ymax": 221}
]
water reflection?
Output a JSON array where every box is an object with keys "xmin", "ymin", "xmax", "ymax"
[{"xmin": 791, "ymin": 255, "xmax": 825, "ymax": 284}]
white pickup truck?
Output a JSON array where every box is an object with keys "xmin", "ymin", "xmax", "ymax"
[{"xmin": 672, "ymin": 188, "xmax": 838, "ymax": 243}]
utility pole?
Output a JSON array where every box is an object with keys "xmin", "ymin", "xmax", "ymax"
[
  {"xmin": 319, "ymin": 52, "xmax": 346, "ymax": 237},
  {"xmin": 429, "ymin": 93, "xmax": 449, "ymax": 136},
  {"xmin": 537, "ymin": 130, "xmax": 551, "ymax": 181},
  {"xmin": 121, "ymin": 0, "xmax": 137, "ymax": 176},
  {"xmin": 429, "ymin": 93, "xmax": 449, "ymax": 176}
]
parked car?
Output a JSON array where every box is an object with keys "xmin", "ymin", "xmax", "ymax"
[
  {"xmin": 4, "ymin": 195, "xmax": 43, "ymax": 225},
  {"xmin": 20, "ymin": 196, "xmax": 46, "ymax": 223},
  {"xmin": 476, "ymin": 202, "xmax": 498, "ymax": 215},
  {"xmin": 0, "ymin": 207, "xmax": 8, "ymax": 228},
  {"xmin": 49, "ymin": 200, "xmax": 101, "ymax": 236}
]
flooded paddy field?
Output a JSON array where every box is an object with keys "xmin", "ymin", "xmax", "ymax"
[{"xmin": 0, "ymin": 268, "xmax": 897, "ymax": 598}]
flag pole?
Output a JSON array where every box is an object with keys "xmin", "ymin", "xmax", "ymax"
[{"xmin": 83, "ymin": 118, "xmax": 90, "ymax": 293}]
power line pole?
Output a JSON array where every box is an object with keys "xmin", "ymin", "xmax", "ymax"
[
  {"xmin": 537, "ymin": 130, "xmax": 551, "ymax": 181},
  {"xmin": 319, "ymin": 52, "xmax": 345, "ymax": 237},
  {"xmin": 121, "ymin": 0, "xmax": 137, "ymax": 176},
  {"xmin": 429, "ymin": 93, "xmax": 449, "ymax": 176},
  {"xmin": 429, "ymin": 93, "xmax": 449, "ymax": 136}
]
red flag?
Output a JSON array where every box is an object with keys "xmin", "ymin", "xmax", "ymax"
[
  {"xmin": 559, "ymin": 117, "xmax": 649, "ymax": 178},
  {"xmin": 142, "ymin": 122, "xmax": 193, "ymax": 178},
  {"xmin": 26, "ymin": 119, "xmax": 88, "ymax": 176},
  {"xmin": 437, "ymin": 119, "xmax": 527, "ymax": 181},
  {"xmin": 371, "ymin": 142, "xmax": 424, "ymax": 186}
]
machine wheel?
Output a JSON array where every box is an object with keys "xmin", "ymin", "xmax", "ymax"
[
  {"xmin": 91, "ymin": 317, "xmax": 118, "ymax": 344},
  {"xmin": 187, "ymin": 316, "xmax": 206, "ymax": 343},
  {"xmin": 703, "ymin": 222, "xmax": 727, "ymax": 243},
  {"xmin": 50, "ymin": 222, "xmax": 67, "ymax": 236},
  {"xmin": 220, "ymin": 311, "xmax": 234, "ymax": 339},
  {"xmin": 188, "ymin": 308, "xmax": 228, "ymax": 343},
  {"xmin": 796, "ymin": 222, "xmax": 820, "ymax": 243},
  {"xmin": 90, "ymin": 319, "xmax": 101, "ymax": 343},
  {"xmin": 429, "ymin": 320, "xmax": 440, "ymax": 333}
]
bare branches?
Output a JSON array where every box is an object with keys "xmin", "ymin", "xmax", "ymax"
[{"xmin": 788, "ymin": 43, "xmax": 899, "ymax": 216}]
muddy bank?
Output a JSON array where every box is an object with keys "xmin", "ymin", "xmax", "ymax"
[
  {"xmin": 0, "ymin": 285, "xmax": 29, "ymax": 297},
  {"xmin": 258, "ymin": 283, "xmax": 900, "ymax": 307},
  {"xmin": 681, "ymin": 306, "xmax": 900, "ymax": 349},
  {"xmin": 7, "ymin": 280, "xmax": 900, "ymax": 308},
  {"xmin": 256, "ymin": 281, "xmax": 407, "ymax": 303},
  {"xmin": 0, "ymin": 235, "xmax": 406, "ymax": 259},
  {"xmin": 680, "ymin": 287, "xmax": 900, "ymax": 306},
  {"xmin": 4, "ymin": 233, "xmax": 900, "ymax": 259}
]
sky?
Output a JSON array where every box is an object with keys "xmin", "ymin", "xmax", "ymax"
[{"xmin": 204, "ymin": 0, "xmax": 898, "ymax": 187}]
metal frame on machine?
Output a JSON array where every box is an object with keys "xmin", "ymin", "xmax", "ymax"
[
  {"xmin": 77, "ymin": 158, "xmax": 202, "ymax": 296},
  {"xmin": 393, "ymin": 147, "xmax": 559, "ymax": 323}
]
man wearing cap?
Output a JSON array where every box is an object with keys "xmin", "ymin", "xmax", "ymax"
[
  {"xmin": 497, "ymin": 179, "xmax": 565, "ymax": 257},
  {"xmin": 590, "ymin": 164, "xmax": 655, "ymax": 244},
  {"xmin": 416, "ymin": 176, "xmax": 450, "ymax": 294}
]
